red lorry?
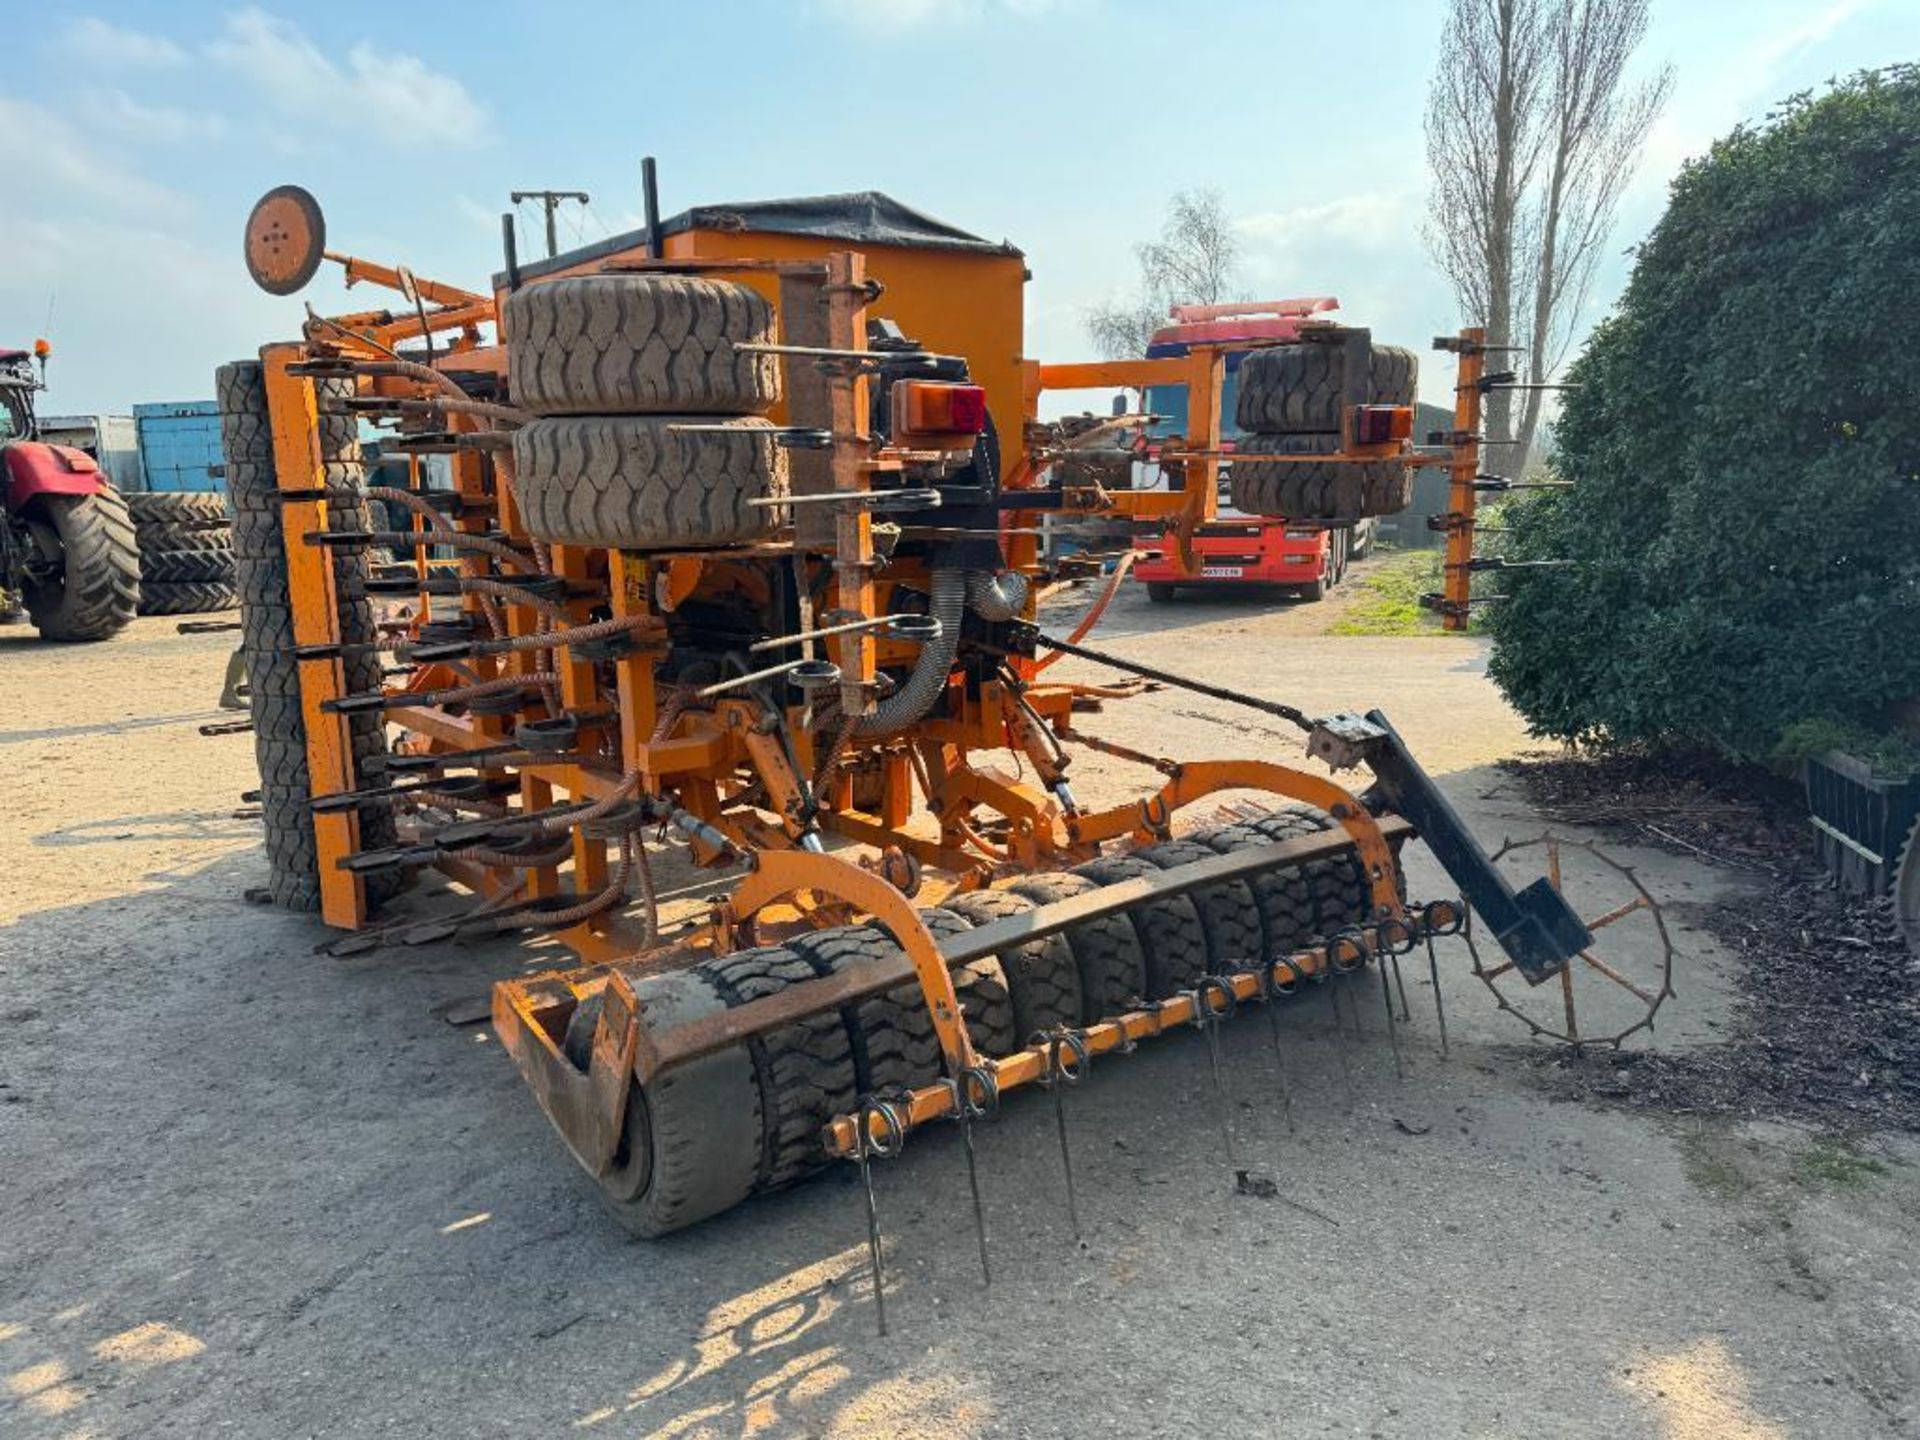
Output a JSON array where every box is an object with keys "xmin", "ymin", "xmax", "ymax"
[{"xmin": 1131, "ymin": 299, "xmax": 1375, "ymax": 603}]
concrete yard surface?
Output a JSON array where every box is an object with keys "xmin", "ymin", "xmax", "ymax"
[{"xmin": 2, "ymin": 588, "xmax": 1916, "ymax": 1438}]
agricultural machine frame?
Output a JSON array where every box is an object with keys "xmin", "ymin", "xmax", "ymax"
[{"xmin": 230, "ymin": 180, "xmax": 1596, "ymax": 1232}]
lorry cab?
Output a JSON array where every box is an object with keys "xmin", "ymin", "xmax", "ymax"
[{"xmin": 1131, "ymin": 300, "xmax": 1374, "ymax": 602}]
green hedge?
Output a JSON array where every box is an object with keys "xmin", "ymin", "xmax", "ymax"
[{"xmin": 1487, "ymin": 67, "xmax": 1920, "ymax": 762}]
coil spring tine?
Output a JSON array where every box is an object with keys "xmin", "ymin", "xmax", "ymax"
[
  {"xmin": 947, "ymin": 1067, "xmax": 998, "ymax": 1288},
  {"xmin": 1261, "ymin": 960, "xmax": 1297, "ymax": 1136},
  {"xmin": 1379, "ymin": 916, "xmax": 1417, "ymax": 1025},
  {"xmin": 1038, "ymin": 1029, "xmax": 1089, "ymax": 1243},
  {"xmin": 1318, "ymin": 944, "xmax": 1356, "ymax": 1104},
  {"xmin": 1420, "ymin": 898, "xmax": 1465, "ymax": 1058},
  {"xmin": 853, "ymin": 1095, "xmax": 905, "ymax": 1337},
  {"xmin": 1373, "ymin": 921, "xmax": 1415, "ymax": 1081},
  {"xmin": 1188, "ymin": 978, "xmax": 1239, "ymax": 1175},
  {"xmin": 1378, "ymin": 954, "xmax": 1405, "ymax": 1081}
]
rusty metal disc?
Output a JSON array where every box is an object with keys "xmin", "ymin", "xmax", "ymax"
[{"xmin": 245, "ymin": 185, "xmax": 326, "ymax": 296}]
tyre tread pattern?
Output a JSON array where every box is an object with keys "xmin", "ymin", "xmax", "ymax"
[{"xmin": 512, "ymin": 415, "xmax": 786, "ymax": 551}]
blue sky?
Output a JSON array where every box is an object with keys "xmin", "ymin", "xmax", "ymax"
[{"xmin": 5, "ymin": 0, "xmax": 1914, "ymax": 416}]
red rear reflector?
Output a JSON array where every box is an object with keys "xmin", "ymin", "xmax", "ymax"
[
  {"xmin": 892, "ymin": 381, "xmax": 988, "ymax": 445},
  {"xmin": 947, "ymin": 385, "xmax": 987, "ymax": 433}
]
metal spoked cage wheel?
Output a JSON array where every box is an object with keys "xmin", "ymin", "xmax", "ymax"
[{"xmin": 1467, "ymin": 832, "xmax": 1675, "ymax": 1048}]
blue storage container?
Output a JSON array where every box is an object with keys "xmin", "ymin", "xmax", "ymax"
[{"xmin": 134, "ymin": 400, "xmax": 225, "ymax": 493}]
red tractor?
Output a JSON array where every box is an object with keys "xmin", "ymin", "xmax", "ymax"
[{"xmin": 1, "ymin": 341, "xmax": 139, "ymax": 640}]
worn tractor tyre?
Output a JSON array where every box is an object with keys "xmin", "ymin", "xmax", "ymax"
[
  {"xmin": 512, "ymin": 415, "xmax": 787, "ymax": 551},
  {"xmin": 505, "ymin": 274, "xmax": 781, "ymax": 417},
  {"xmin": 561, "ymin": 968, "xmax": 762, "ymax": 1237},
  {"xmin": 1008, "ymin": 872, "xmax": 1149, "ymax": 1023},
  {"xmin": 913, "ymin": 905, "xmax": 1018, "ymax": 1058},
  {"xmin": 20, "ymin": 489, "xmax": 141, "ymax": 641},
  {"xmin": 943, "ymin": 887, "xmax": 1084, "ymax": 1044},
  {"xmin": 1071, "ymin": 852, "xmax": 1210, "ymax": 999},
  {"xmin": 1134, "ymin": 839, "xmax": 1266, "ymax": 975},
  {"xmin": 1188, "ymin": 822, "xmax": 1321, "ymax": 960},
  {"xmin": 220, "ymin": 360, "xmax": 401, "ymax": 910},
  {"xmin": 126, "ymin": 491, "xmax": 230, "ymax": 528},
  {"xmin": 1229, "ymin": 433, "xmax": 1412, "ymax": 521},
  {"xmin": 784, "ymin": 924, "xmax": 945, "ymax": 1097},
  {"xmin": 133, "ymin": 522, "xmax": 234, "ymax": 553},
  {"xmin": 1242, "ymin": 803, "xmax": 1376, "ymax": 938},
  {"xmin": 139, "ymin": 544, "xmax": 237, "ymax": 585},
  {"xmin": 1235, "ymin": 342, "xmax": 1418, "ymax": 434},
  {"xmin": 699, "ymin": 945, "xmax": 859, "ymax": 1191},
  {"xmin": 216, "ymin": 362, "xmax": 358, "ymax": 468},
  {"xmin": 136, "ymin": 580, "xmax": 239, "ymax": 615}
]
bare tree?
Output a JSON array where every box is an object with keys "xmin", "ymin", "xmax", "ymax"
[
  {"xmin": 1424, "ymin": 0, "xmax": 1671, "ymax": 458},
  {"xmin": 1086, "ymin": 190, "xmax": 1241, "ymax": 359},
  {"xmin": 1516, "ymin": 0, "xmax": 1673, "ymax": 456}
]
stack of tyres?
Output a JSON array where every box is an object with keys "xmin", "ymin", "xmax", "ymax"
[
  {"xmin": 215, "ymin": 361, "xmax": 404, "ymax": 910},
  {"xmin": 1229, "ymin": 341, "xmax": 1419, "ymax": 520},
  {"xmin": 128, "ymin": 492, "xmax": 237, "ymax": 615},
  {"xmin": 502, "ymin": 274, "xmax": 790, "ymax": 549}
]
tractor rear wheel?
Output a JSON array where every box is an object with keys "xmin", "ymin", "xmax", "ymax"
[
  {"xmin": 21, "ymin": 489, "xmax": 140, "ymax": 641},
  {"xmin": 127, "ymin": 491, "xmax": 229, "ymax": 528}
]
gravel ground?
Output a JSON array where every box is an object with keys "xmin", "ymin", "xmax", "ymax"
[{"xmin": 1, "ymin": 587, "xmax": 1916, "ymax": 1439}]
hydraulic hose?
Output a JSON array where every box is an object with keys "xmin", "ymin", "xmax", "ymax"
[
  {"xmin": 964, "ymin": 568, "xmax": 1029, "ymax": 622},
  {"xmin": 852, "ymin": 569, "xmax": 965, "ymax": 736}
]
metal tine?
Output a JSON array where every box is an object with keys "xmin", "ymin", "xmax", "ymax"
[
  {"xmin": 1187, "ymin": 978, "xmax": 1240, "ymax": 1176},
  {"xmin": 944, "ymin": 1067, "xmax": 998, "ymax": 1288},
  {"xmin": 1377, "ymin": 952, "xmax": 1406, "ymax": 1081},
  {"xmin": 1330, "ymin": 926, "xmax": 1403, "ymax": 1082},
  {"xmin": 1037, "ymin": 1028, "xmax": 1090, "ymax": 1244},
  {"xmin": 1258, "ymin": 957, "xmax": 1299, "ymax": 1135},
  {"xmin": 1382, "ymin": 918, "xmax": 1416, "ymax": 1024},
  {"xmin": 851, "ymin": 1095, "xmax": 906, "ymax": 1337},
  {"xmin": 1315, "ymin": 948, "xmax": 1357, "ymax": 1105},
  {"xmin": 1420, "ymin": 898, "xmax": 1466, "ymax": 1059}
]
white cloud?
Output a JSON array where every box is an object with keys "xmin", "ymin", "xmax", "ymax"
[
  {"xmin": 83, "ymin": 89, "xmax": 228, "ymax": 145},
  {"xmin": 0, "ymin": 95, "xmax": 186, "ymax": 220},
  {"xmin": 206, "ymin": 8, "xmax": 488, "ymax": 147},
  {"xmin": 59, "ymin": 16, "xmax": 188, "ymax": 69}
]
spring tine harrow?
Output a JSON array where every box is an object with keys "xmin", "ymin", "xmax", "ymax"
[
  {"xmin": 943, "ymin": 1067, "xmax": 999, "ymax": 1288},
  {"xmin": 851, "ymin": 1094, "xmax": 906, "ymax": 1337},
  {"xmin": 1036, "ymin": 1028, "xmax": 1091, "ymax": 1244}
]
